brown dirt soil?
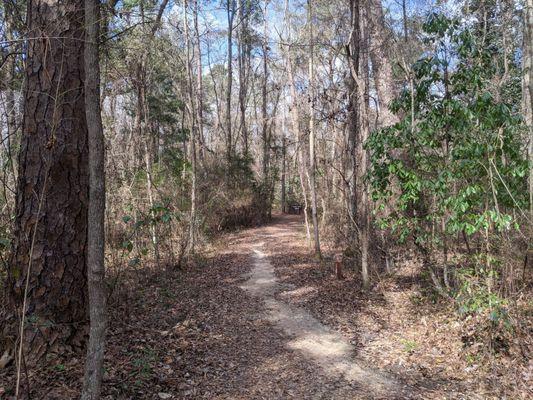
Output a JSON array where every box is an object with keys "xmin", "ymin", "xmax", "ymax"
[{"xmin": 0, "ymin": 214, "xmax": 530, "ymax": 399}]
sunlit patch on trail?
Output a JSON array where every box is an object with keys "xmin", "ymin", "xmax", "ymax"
[
  {"xmin": 279, "ymin": 285, "xmax": 318, "ymax": 299},
  {"xmin": 241, "ymin": 242, "xmax": 403, "ymax": 398}
]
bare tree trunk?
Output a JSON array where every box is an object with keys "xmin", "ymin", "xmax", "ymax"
[
  {"xmin": 524, "ymin": 0, "xmax": 533, "ymax": 270},
  {"xmin": 135, "ymin": 60, "xmax": 160, "ymax": 267},
  {"xmin": 237, "ymin": 0, "xmax": 249, "ymax": 156},
  {"xmin": 308, "ymin": 0, "xmax": 322, "ymax": 258},
  {"xmin": 348, "ymin": 0, "xmax": 370, "ymax": 286},
  {"xmin": 225, "ymin": 0, "xmax": 236, "ymax": 164},
  {"xmin": 284, "ymin": 0, "xmax": 311, "ymax": 242},
  {"xmin": 299, "ymin": 148, "xmax": 312, "ymax": 243},
  {"xmin": 82, "ymin": 0, "xmax": 107, "ymax": 397},
  {"xmin": 346, "ymin": 75, "xmax": 358, "ymax": 243},
  {"xmin": 193, "ymin": 0, "xmax": 205, "ymax": 159},
  {"xmin": 262, "ymin": 1, "xmax": 270, "ymax": 181},
  {"xmin": 402, "ymin": 0, "xmax": 408, "ymax": 40},
  {"xmin": 136, "ymin": 6, "xmax": 161, "ymax": 267},
  {"xmin": 368, "ymin": 0, "xmax": 398, "ymax": 273},
  {"xmin": 281, "ymin": 112, "xmax": 287, "ymax": 213},
  {"xmin": 360, "ymin": 4, "xmax": 370, "ymax": 287},
  {"xmin": 3, "ymin": 0, "xmax": 89, "ymax": 364},
  {"xmin": 288, "ymin": 58, "xmax": 311, "ymax": 243},
  {"xmin": 144, "ymin": 138, "xmax": 160, "ymax": 266},
  {"xmin": 184, "ymin": 0, "xmax": 198, "ymax": 254},
  {"xmin": 368, "ymin": 0, "xmax": 399, "ymax": 128},
  {"xmin": 524, "ymin": 0, "xmax": 533, "ymax": 216}
]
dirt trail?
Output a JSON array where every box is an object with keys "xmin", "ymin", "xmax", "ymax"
[
  {"xmin": 171, "ymin": 214, "xmax": 488, "ymax": 399},
  {"xmin": 241, "ymin": 243, "xmax": 403, "ymax": 398},
  {"xmin": 148, "ymin": 212, "xmax": 416, "ymax": 399}
]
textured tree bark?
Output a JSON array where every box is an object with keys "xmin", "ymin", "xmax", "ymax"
[
  {"xmin": 2, "ymin": 0, "xmax": 89, "ymax": 360},
  {"xmin": 1, "ymin": 2, "xmax": 19, "ymax": 204},
  {"xmin": 348, "ymin": 0, "xmax": 370, "ymax": 286},
  {"xmin": 81, "ymin": 0, "xmax": 107, "ymax": 397},
  {"xmin": 346, "ymin": 0, "xmax": 360, "ymax": 245}
]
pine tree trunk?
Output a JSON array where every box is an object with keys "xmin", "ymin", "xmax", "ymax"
[
  {"xmin": 3, "ymin": 0, "xmax": 89, "ymax": 361},
  {"xmin": 2, "ymin": 4, "xmax": 19, "ymax": 199}
]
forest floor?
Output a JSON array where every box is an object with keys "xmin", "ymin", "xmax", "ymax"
[{"xmin": 1, "ymin": 214, "xmax": 530, "ymax": 399}]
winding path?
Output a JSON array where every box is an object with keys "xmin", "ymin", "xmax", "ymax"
[{"xmin": 239, "ymin": 236, "xmax": 409, "ymax": 399}]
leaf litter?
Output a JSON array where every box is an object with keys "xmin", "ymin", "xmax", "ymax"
[{"xmin": 0, "ymin": 214, "xmax": 530, "ymax": 399}]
